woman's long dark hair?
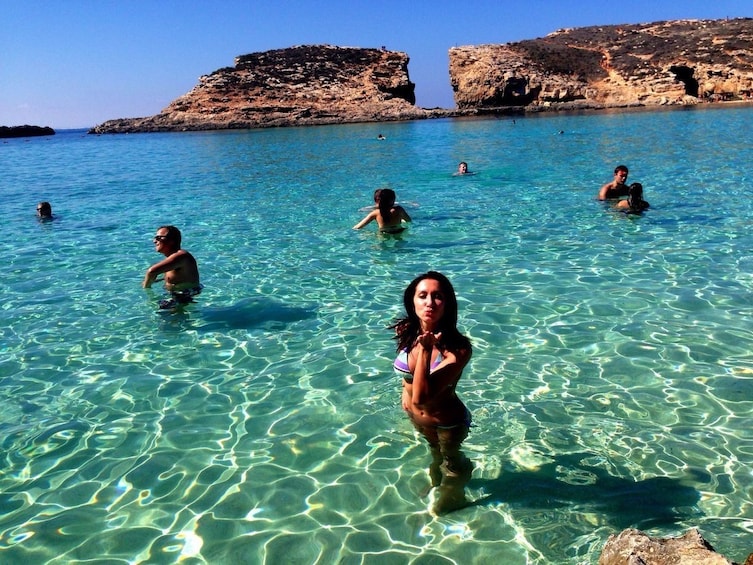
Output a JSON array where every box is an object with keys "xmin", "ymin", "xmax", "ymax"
[
  {"xmin": 627, "ymin": 183, "xmax": 644, "ymax": 211},
  {"xmin": 378, "ymin": 188, "xmax": 396, "ymax": 223},
  {"xmin": 390, "ymin": 271, "xmax": 471, "ymax": 354}
]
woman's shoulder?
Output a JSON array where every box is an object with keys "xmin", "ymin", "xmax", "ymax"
[{"xmin": 444, "ymin": 345, "xmax": 472, "ymax": 370}]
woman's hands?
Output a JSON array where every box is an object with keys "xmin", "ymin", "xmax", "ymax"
[{"xmin": 417, "ymin": 331, "xmax": 442, "ymax": 352}]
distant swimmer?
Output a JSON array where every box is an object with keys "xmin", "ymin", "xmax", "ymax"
[
  {"xmin": 454, "ymin": 162, "xmax": 474, "ymax": 176},
  {"xmin": 377, "ymin": 134, "xmax": 386, "ymax": 140},
  {"xmin": 143, "ymin": 225, "xmax": 202, "ymax": 308},
  {"xmin": 598, "ymin": 165, "xmax": 630, "ymax": 200},
  {"xmin": 353, "ymin": 188, "xmax": 411, "ymax": 234},
  {"xmin": 614, "ymin": 183, "xmax": 650, "ymax": 214},
  {"xmin": 36, "ymin": 201, "xmax": 53, "ymax": 220}
]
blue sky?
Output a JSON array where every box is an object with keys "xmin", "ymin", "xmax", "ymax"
[{"xmin": 1, "ymin": 0, "xmax": 750, "ymax": 129}]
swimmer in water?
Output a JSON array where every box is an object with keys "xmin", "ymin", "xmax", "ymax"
[
  {"xmin": 36, "ymin": 201, "xmax": 53, "ymax": 220},
  {"xmin": 614, "ymin": 182, "xmax": 650, "ymax": 214},
  {"xmin": 598, "ymin": 165, "xmax": 630, "ymax": 200},
  {"xmin": 353, "ymin": 188, "xmax": 411, "ymax": 234},
  {"xmin": 143, "ymin": 225, "xmax": 202, "ymax": 308},
  {"xmin": 454, "ymin": 161, "xmax": 472, "ymax": 175}
]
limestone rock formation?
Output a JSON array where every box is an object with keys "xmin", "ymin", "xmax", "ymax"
[
  {"xmin": 598, "ymin": 528, "xmax": 750, "ymax": 565},
  {"xmin": 90, "ymin": 19, "xmax": 753, "ymax": 133},
  {"xmin": 0, "ymin": 125, "xmax": 55, "ymax": 138},
  {"xmin": 449, "ymin": 18, "xmax": 753, "ymax": 112},
  {"xmin": 90, "ymin": 45, "xmax": 435, "ymax": 133}
]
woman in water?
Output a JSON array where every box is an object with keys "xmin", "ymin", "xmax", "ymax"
[
  {"xmin": 392, "ymin": 271, "xmax": 473, "ymax": 513},
  {"xmin": 615, "ymin": 182, "xmax": 650, "ymax": 214},
  {"xmin": 353, "ymin": 188, "xmax": 411, "ymax": 234}
]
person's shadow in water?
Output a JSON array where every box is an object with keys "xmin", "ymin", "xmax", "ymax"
[
  {"xmin": 158, "ymin": 297, "xmax": 317, "ymax": 332},
  {"xmin": 467, "ymin": 452, "xmax": 703, "ymax": 530}
]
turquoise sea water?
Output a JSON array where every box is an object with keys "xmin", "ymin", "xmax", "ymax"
[{"xmin": 2, "ymin": 106, "xmax": 753, "ymax": 564}]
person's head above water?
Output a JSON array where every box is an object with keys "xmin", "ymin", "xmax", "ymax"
[
  {"xmin": 402, "ymin": 271, "xmax": 459, "ymax": 332},
  {"xmin": 457, "ymin": 162, "xmax": 469, "ymax": 174},
  {"xmin": 377, "ymin": 189, "xmax": 397, "ymax": 219},
  {"xmin": 393, "ymin": 270, "xmax": 469, "ymax": 353},
  {"xmin": 378, "ymin": 188, "xmax": 396, "ymax": 211},
  {"xmin": 154, "ymin": 225, "xmax": 182, "ymax": 253},
  {"xmin": 614, "ymin": 165, "xmax": 629, "ymax": 182},
  {"xmin": 36, "ymin": 201, "xmax": 52, "ymax": 219},
  {"xmin": 627, "ymin": 182, "xmax": 644, "ymax": 209}
]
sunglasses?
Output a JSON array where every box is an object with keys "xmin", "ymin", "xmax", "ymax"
[{"xmin": 153, "ymin": 235, "xmax": 169, "ymax": 242}]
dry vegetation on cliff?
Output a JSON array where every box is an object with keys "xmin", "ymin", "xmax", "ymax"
[
  {"xmin": 91, "ymin": 45, "xmax": 434, "ymax": 133},
  {"xmin": 450, "ymin": 18, "xmax": 753, "ymax": 111},
  {"xmin": 90, "ymin": 18, "xmax": 753, "ymax": 133}
]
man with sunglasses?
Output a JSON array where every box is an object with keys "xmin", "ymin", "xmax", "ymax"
[
  {"xmin": 36, "ymin": 201, "xmax": 53, "ymax": 219},
  {"xmin": 143, "ymin": 225, "xmax": 202, "ymax": 307}
]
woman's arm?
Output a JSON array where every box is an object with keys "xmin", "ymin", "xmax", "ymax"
[
  {"xmin": 353, "ymin": 210, "xmax": 377, "ymax": 230},
  {"xmin": 398, "ymin": 206, "xmax": 412, "ymax": 223},
  {"xmin": 410, "ymin": 332, "xmax": 470, "ymax": 406}
]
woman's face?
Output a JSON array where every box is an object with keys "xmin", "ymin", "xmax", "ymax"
[{"xmin": 413, "ymin": 278, "xmax": 446, "ymax": 331}]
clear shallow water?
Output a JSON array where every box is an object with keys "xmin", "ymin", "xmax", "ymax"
[{"xmin": 2, "ymin": 106, "xmax": 753, "ymax": 564}]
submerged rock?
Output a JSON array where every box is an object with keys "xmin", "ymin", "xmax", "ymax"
[{"xmin": 599, "ymin": 528, "xmax": 750, "ymax": 565}]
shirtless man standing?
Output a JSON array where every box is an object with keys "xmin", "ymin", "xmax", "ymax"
[
  {"xmin": 597, "ymin": 165, "xmax": 630, "ymax": 200},
  {"xmin": 143, "ymin": 225, "xmax": 202, "ymax": 305}
]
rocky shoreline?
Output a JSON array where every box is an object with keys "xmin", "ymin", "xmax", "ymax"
[
  {"xmin": 448, "ymin": 18, "xmax": 753, "ymax": 112},
  {"xmin": 89, "ymin": 18, "xmax": 753, "ymax": 135},
  {"xmin": 598, "ymin": 528, "xmax": 751, "ymax": 565},
  {"xmin": 0, "ymin": 125, "xmax": 55, "ymax": 138}
]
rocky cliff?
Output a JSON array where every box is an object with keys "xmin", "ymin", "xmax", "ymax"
[
  {"xmin": 90, "ymin": 19, "xmax": 753, "ymax": 134},
  {"xmin": 90, "ymin": 45, "xmax": 435, "ymax": 133},
  {"xmin": 449, "ymin": 18, "xmax": 753, "ymax": 112}
]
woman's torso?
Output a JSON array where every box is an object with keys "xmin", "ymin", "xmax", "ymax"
[{"xmin": 396, "ymin": 345, "xmax": 467, "ymax": 426}]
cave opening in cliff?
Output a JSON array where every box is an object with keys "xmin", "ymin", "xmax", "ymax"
[
  {"xmin": 492, "ymin": 77, "xmax": 539, "ymax": 106},
  {"xmin": 669, "ymin": 65, "xmax": 699, "ymax": 97}
]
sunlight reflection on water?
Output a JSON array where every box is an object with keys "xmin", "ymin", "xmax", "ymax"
[{"xmin": 2, "ymin": 107, "xmax": 753, "ymax": 564}]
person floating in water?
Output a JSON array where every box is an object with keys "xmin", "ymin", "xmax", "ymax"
[
  {"xmin": 353, "ymin": 188, "xmax": 411, "ymax": 234},
  {"xmin": 143, "ymin": 225, "xmax": 202, "ymax": 309},
  {"xmin": 392, "ymin": 271, "xmax": 473, "ymax": 514},
  {"xmin": 454, "ymin": 161, "xmax": 473, "ymax": 175},
  {"xmin": 36, "ymin": 201, "xmax": 53, "ymax": 220},
  {"xmin": 614, "ymin": 182, "xmax": 650, "ymax": 214},
  {"xmin": 377, "ymin": 134, "xmax": 386, "ymax": 140},
  {"xmin": 598, "ymin": 165, "xmax": 631, "ymax": 200}
]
